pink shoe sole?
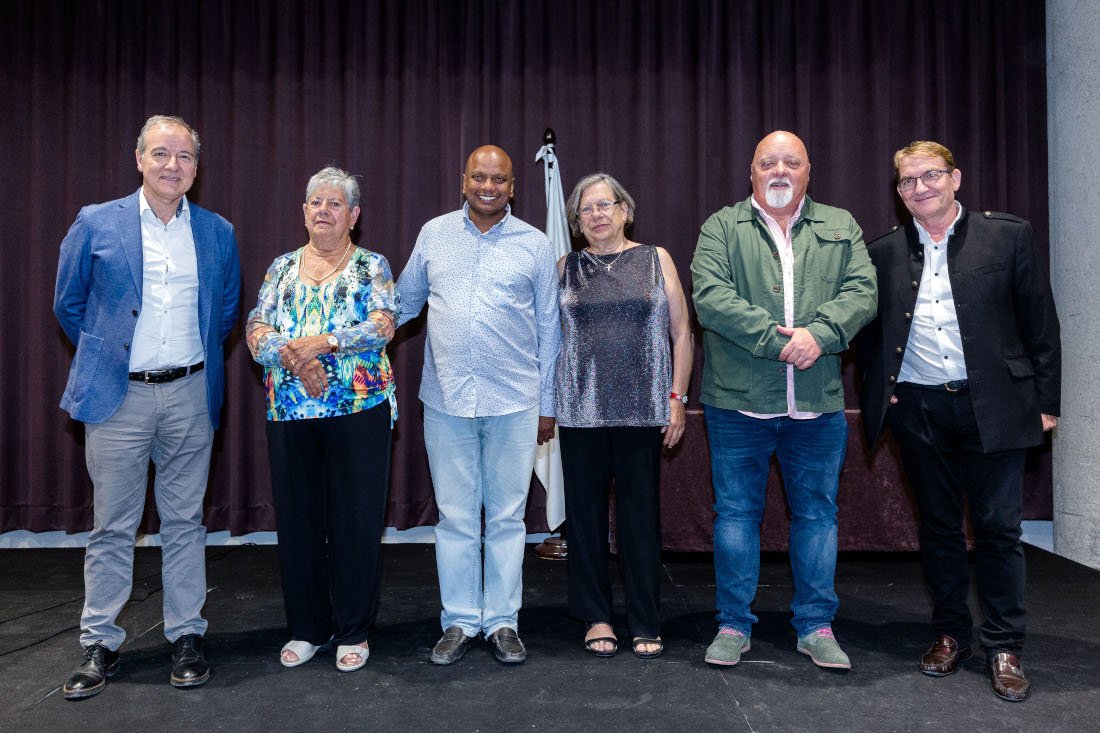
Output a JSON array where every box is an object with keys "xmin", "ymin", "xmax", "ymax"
[
  {"xmin": 704, "ymin": 642, "xmax": 750, "ymax": 666},
  {"xmin": 797, "ymin": 646, "xmax": 851, "ymax": 669}
]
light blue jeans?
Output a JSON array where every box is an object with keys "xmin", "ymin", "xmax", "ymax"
[
  {"xmin": 704, "ymin": 405, "xmax": 848, "ymax": 638},
  {"xmin": 423, "ymin": 404, "xmax": 539, "ymax": 637}
]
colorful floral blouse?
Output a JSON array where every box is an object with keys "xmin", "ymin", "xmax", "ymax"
[{"xmin": 246, "ymin": 247, "xmax": 398, "ymax": 422}]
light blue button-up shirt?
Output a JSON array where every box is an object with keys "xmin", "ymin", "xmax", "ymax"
[{"xmin": 396, "ymin": 204, "xmax": 561, "ymax": 418}]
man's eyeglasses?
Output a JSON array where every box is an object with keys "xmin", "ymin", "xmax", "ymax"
[
  {"xmin": 898, "ymin": 169, "xmax": 951, "ymax": 192},
  {"xmin": 579, "ymin": 199, "xmax": 622, "ymax": 218}
]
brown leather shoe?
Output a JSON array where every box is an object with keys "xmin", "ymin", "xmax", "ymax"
[
  {"xmin": 919, "ymin": 635, "xmax": 972, "ymax": 676},
  {"xmin": 987, "ymin": 652, "xmax": 1030, "ymax": 701}
]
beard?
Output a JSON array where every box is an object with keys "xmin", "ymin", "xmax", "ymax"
[{"xmin": 764, "ymin": 178, "xmax": 794, "ymax": 208}]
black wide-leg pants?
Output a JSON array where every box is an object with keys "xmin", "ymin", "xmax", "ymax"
[
  {"xmin": 559, "ymin": 425, "xmax": 663, "ymax": 638},
  {"xmin": 887, "ymin": 383, "xmax": 1027, "ymax": 656},
  {"xmin": 266, "ymin": 402, "xmax": 392, "ymax": 646}
]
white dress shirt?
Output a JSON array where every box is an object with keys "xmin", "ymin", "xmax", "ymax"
[
  {"xmin": 744, "ymin": 195, "xmax": 821, "ymax": 420},
  {"xmin": 129, "ymin": 190, "xmax": 204, "ymax": 371},
  {"xmin": 898, "ymin": 202, "xmax": 968, "ymax": 384}
]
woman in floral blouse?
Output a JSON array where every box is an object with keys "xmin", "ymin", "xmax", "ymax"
[{"xmin": 246, "ymin": 167, "xmax": 397, "ymax": 673}]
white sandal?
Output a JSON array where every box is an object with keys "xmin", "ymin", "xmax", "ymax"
[
  {"xmin": 280, "ymin": 639, "xmax": 320, "ymax": 668},
  {"xmin": 336, "ymin": 642, "xmax": 369, "ymax": 672}
]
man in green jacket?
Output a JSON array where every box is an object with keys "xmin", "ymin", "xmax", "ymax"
[{"xmin": 691, "ymin": 130, "xmax": 877, "ymax": 670}]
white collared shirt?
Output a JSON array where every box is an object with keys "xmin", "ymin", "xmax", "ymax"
[
  {"xmin": 129, "ymin": 189, "xmax": 204, "ymax": 371},
  {"xmin": 898, "ymin": 202, "xmax": 967, "ymax": 384},
  {"xmin": 743, "ymin": 195, "xmax": 821, "ymax": 420}
]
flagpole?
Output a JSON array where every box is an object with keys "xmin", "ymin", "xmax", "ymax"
[{"xmin": 533, "ymin": 127, "xmax": 568, "ymax": 561}]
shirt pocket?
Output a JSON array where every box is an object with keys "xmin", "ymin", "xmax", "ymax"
[{"xmin": 812, "ymin": 227, "xmax": 851, "ymax": 284}]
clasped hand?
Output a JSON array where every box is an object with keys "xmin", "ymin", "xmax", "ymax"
[
  {"xmin": 776, "ymin": 326, "xmax": 822, "ymax": 370},
  {"xmin": 279, "ymin": 335, "xmax": 331, "ymax": 398}
]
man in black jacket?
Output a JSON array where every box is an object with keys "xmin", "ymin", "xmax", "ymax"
[{"xmin": 857, "ymin": 141, "xmax": 1060, "ymax": 702}]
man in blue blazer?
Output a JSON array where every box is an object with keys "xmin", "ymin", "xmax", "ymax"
[{"xmin": 53, "ymin": 115, "xmax": 242, "ymax": 699}]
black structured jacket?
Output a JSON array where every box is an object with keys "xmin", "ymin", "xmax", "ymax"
[{"xmin": 856, "ymin": 208, "xmax": 1061, "ymax": 453}]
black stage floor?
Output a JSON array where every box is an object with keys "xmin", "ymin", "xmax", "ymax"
[{"xmin": 1, "ymin": 544, "xmax": 1098, "ymax": 732}]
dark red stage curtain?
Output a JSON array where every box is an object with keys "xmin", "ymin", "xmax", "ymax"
[{"xmin": 1, "ymin": 0, "xmax": 1050, "ymax": 542}]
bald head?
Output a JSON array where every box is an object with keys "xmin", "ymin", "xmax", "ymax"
[
  {"xmin": 751, "ymin": 130, "xmax": 811, "ymax": 219},
  {"xmin": 465, "ymin": 145, "xmax": 513, "ymax": 176},
  {"xmin": 753, "ymin": 131, "xmax": 808, "ymax": 162},
  {"xmin": 463, "ymin": 144, "xmax": 515, "ymax": 231}
]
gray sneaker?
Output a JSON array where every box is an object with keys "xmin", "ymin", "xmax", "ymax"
[
  {"xmin": 704, "ymin": 628, "xmax": 751, "ymax": 666},
  {"xmin": 797, "ymin": 627, "xmax": 851, "ymax": 669}
]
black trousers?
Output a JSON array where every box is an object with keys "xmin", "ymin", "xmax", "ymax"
[
  {"xmin": 559, "ymin": 425, "xmax": 663, "ymax": 638},
  {"xmin": 266, "ymin": 402, "xmax": 392, "ymax": 646},
  {"xmin": 887, "ymin": 383, "xmax": 1027, "ymax": 656}
]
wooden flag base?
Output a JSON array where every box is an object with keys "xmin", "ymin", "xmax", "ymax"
[{"xmin": 534, "ymin": 533, "xmax": 567, "ymax": 560}]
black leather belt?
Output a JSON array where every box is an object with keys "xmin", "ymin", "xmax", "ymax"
[
  {"xmin": 898, "ymin": 379, "xmax": 968, "ymax": 392},
  {"xmin": 129, "ymin": 361, "xmax": 204, "ymax": 384}
]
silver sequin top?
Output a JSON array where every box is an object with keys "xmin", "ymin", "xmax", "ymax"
[{"xmin": 554, "ymin": 244, "xmax": 671, "ymax": 427}]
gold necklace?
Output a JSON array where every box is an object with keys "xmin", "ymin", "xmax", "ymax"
[{"xmin": 302, "ymin": 239, "xmax": 352, "ymax": 283}]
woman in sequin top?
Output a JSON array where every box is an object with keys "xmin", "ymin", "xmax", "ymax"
[
  {"xmin": 245, "ymin": 167, "xmax": 396, "ymax": 673},
  {"xmin": 554, "ymin": 172, "xmax": 694, "ymax": 659}
]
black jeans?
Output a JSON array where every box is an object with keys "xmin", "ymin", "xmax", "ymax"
[
  {"xmin": 888, "ymin": 383, "xmax": 1027, "ymax": 657},
  {"xmin": 266, "ymin": 402, "xmax": 392, "ymax": 646},
  {"xmin": 559, "ymin": 425, "xmax": 663, "ymax": 638}
]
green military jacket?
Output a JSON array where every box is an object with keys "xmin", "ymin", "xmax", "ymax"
[{"xmin": 691, "ymin": 195, "xmax": 878, "ymax": 414}]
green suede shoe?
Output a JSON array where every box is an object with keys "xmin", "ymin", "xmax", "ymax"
[
  {"xmin": 704, "ymin": 628, "xmax": 751, "ymax": 666},
  {"xmin": 797, "ymin": 627, "xmax": 851, "ymax": 669}
]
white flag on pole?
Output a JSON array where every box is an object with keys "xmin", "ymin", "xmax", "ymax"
[{"xmin": 534, "ymin": 141, "xmax": 569, "ymax": 531}]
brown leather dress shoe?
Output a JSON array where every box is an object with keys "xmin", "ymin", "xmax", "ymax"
[
  {"xmin": 919, "ymin": 635, "xmax": 972, "ymax": 676},
  {"xmin": 988, "ymin": 652, "xmax": 1030, "ymax": 701}
]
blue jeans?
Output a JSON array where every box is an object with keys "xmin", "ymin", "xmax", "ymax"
[
  {"xmin": 423, "ymin": 404, "xmax": 539, "ymax": 637},
  {"xmin": 704, "ymin": 405, "xmax": 848, "ymax": 637}
]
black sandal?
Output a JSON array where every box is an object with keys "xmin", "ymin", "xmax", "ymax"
[
  {"xmin": 632, "ymin": 637, "xmax": 664, "ymax": 659},
  {"xmin": 584, "ymin": 622, "xmax": 618, "ymax": 658}
]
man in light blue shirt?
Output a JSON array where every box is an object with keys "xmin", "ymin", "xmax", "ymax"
[{"xmin": 396, "ymin": 145, "xmax": 560, "ymax": 665}]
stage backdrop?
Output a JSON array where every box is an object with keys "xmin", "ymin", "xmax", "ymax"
[{"xmin": 1, "ymin": 0, "xmax": 1051, "ymax": 550}]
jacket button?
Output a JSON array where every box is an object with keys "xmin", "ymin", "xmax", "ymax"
[
  {"xmin": 904, "ymin": 312, "xmax": 912, "ymax": 320},
  {"xmin": 132, "ymin": 309, "xmax": 139, "ymax": 317},
  {"xmin": 834, "ymin": 234, "xmax": 841, "ymax": 239},
  {"xmin": 777, "ymin": 367, "xmax": 784, "ymax": 374},
  {"xmin": 889, "ymin": 375, "xmax": 896, "ymax": 383},
  {"xmin": 772, "ymin": 284, "xmax": 780, "ymax": 293},
  {"xmin": 911, "ymin": 281, "xmax": 918, "ymax": 288},
  {"xmin": 895, "ymin": 347, "xmax": 903, "ymax": 355},
  {"xmin": 124, "ymin": 343, "xmax": 130, "ymax": 351}
]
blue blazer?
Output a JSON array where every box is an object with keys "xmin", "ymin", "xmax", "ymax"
[{"xmin": 54, "ymin": 190, "xmax": 242, "ymax": 428}]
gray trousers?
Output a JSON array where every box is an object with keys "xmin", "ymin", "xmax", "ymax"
[{"xmin": 81, "ymin": 371, "xmax": 213, "ymax": 650}]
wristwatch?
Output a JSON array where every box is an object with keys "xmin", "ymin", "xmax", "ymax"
[
  {"xmin": 670, "ymin": 392, "xmax": 688, "ymax": 404},
  {"xmin": 327, "ymin": 334, "xmax": 339, "ymax": 353}
]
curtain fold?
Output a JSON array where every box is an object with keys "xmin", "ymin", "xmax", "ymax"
[{"xmin": 1, "ymin": 0, "xmax": 1050, "ymax": 539}]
